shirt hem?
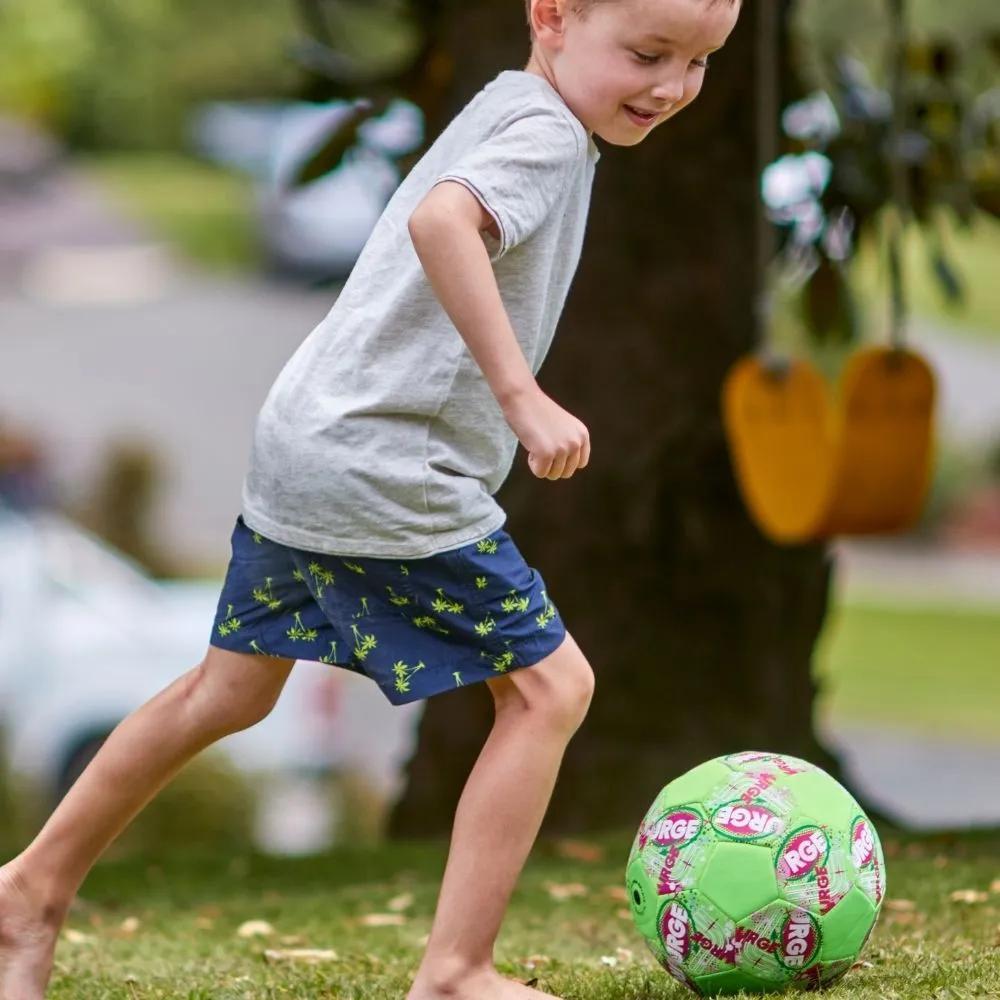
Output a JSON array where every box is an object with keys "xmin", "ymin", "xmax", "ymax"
[{"xmin": 240, "ymin": 504, "xmax": 508, "ymax": 560}]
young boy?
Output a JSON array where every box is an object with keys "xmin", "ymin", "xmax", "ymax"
[{"xmin": 0, "ymin": 0, "xmax": 739, "ymax": 997}]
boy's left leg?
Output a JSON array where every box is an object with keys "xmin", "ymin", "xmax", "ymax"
[{"xmin": 407, "ymin": 632, "xmax": 594, "ymax": 1000}]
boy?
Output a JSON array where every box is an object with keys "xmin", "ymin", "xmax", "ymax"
[{"xmin": 0, "ymin": 0, "xmax": 740, "ymax": 997}]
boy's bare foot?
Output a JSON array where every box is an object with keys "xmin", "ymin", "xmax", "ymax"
[
  {"xmin": 0, "ymin": 865, "xmax": 65, "ymax": 1000},
  {"xmin": 408, "ymin": 965, "xmax": 561, "ymax": 1000}
]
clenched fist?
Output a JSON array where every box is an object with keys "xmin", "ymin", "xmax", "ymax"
[{"xmin": 503, "ymin": 384, "xmax": 591, "ymax": 480}]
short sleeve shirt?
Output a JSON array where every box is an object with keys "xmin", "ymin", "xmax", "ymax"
[{"xmin": 242, "ymin": 71, "xmax": 599, "ymax": 558}]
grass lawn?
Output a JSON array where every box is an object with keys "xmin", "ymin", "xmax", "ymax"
[
  {"xmin": 82, "ymin": 154, "xmax": 259, "ymax": 272},
  {"xmin": 852, "ymin": 213, "xmax": 1000, "ymax": 343},
  {"xmin": 46, "ymin": 832, "xmax": 1000, "ymax": 999},
  {"xmin": 816, "ymin": 602, "xmax": 1000, "ymax": 744}
]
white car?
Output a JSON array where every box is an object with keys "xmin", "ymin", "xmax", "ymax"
[{"xmin": 0, "ymin": 502, "xmax": 422, "ymax": 852}]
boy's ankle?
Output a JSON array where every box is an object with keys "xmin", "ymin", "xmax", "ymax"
[
  {"xmin": 1, "ymin": 860, "xmax": 74, "ymax": 927},
  {"xmin": 410, "ymin": 954, "xmax": 494, "ymax": 996}
]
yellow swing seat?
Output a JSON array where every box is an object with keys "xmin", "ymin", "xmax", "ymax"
[{"xmin": 722, "ymin": 347, "xmax": 937, "ymax": 544}]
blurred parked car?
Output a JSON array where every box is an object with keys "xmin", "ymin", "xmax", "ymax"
[
  {"xmin": 191, "ymin": 98, "xmax": 423, "ymax": 282},
  {"xmin": 0, "ymin": 501, "xmax": 422, "ymax": 852}
]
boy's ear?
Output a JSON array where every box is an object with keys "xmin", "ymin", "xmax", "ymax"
[{"xmin": 530, "ymin": 0, "xmax": 567, "ymax": 48}]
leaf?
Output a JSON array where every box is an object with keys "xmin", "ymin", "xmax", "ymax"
[
  {"xmin": 357, "ymin": 913, "xmax": 407, "ymax": 927},
  {"xmin": 63, "ymin": 929, "xmax": 94, "ymax": 944},
  {"xmin": 554, "ymin": 840, "xmax": 605, "ymax": 863},
  {"xmin": 990, "ymin": 879, "xmax": 1000, "ymax": 894},
  {"xmin": 120, "ymin": 917, "xmax": 141, "ymax": 935},
  {"xmin": 949, "ymin": 890, "xmax": 989, "ymax": 904},
  {"xmin": 264, "ymin": 949, "xmax": 339, "ymax": 965},
  {"xmin": 237, "ymin": 920, "xmax": 276, "ymax": 938},
  {"xmin": 885, "ymin": 899, "xmax": 916, "ymax": 912},
  {"xmin": 543, "ymin": 882, "xmax": 588, "ymax": 901},
  {"xmin": 603, "ymin": 886, "xmax": 629, "ymax": 902},
  {"xmin": 517, "ymin": 955, "xmax": 552, "ymax": 970},
  {"xmin": 387, "ymin": 892, "xmax": 414, "ymax": 912}
]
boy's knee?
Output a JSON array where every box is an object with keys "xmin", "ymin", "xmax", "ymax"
[
  {"xmin": 185, "ymin": 648, "xmax": 294, "ymax": 735},
  {"xmin": 502, "ymin": 634, "xmax": 594, "ymax": 735}
]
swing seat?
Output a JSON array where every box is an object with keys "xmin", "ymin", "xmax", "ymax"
[
  {"xmin": 816, "ymin": 346, "xmax": 937, "ymax": 536},
  {"xmin": 722, "ymin": 356, "xmax": 836, "ymax": 544},
  {"xmin": 723, "ymin": 348, "xmax": 937, "ymax": 544}
]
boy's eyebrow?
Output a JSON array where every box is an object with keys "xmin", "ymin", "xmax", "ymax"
[{"xmin": 643, "ymin": 33, "xmax": 724, "ymax": 52}]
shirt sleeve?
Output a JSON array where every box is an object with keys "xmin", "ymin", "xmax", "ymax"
[{"xmin": 436, "ymin": 109, "xmax": 584, "ymax": 257}]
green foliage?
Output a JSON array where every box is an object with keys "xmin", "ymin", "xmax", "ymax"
[
  {"xmin": 0, "ymin": 741, "xmax": 24, "ymax": 857},
  {"xmin": 0, "ymin": 0, "xmax": 301, "ymax": 150},
  {"xmin": 110, "ymin": 753, "xmax": 257, "ymax": 857},
  {"xmin": 83, "ymin": 153, "xmax": 258, "ymax": 270},
  {"xmin": 795, "ymin": 0, "xmax": 1000, "ymax": 92}
]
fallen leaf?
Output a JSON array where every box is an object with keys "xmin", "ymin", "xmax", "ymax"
[
  {"xmin": 518, "ymin": 955, "xmax": 552, "ymax": 970},
  {"xmin": 555, "ymin": 840, "xmax": 605, "ymax": 863},
  {"xmin": 616, "ymin": 909, "xmax": 632, "ymax": 920},
  {"xmin": 279, "ymin": 935, "xmax": 305, "ymax": 946},
  {"xmin": 263, "ymin": 949, "xmax": 338, "ymax": 965},
  {"xmin": 603, "ymin": 886, "xmax": 629, "ymax": 902},
  {"xmin": 852, "ymin": 961, "xmax": 874, "ymax": 970},
  {"xmin": 387, "ymin": 893, "xmax": 414, "ymax": 913},
  {"xmin": 950, "ymin": 890, "xmax": 989, "ymax": 904},
  {"xmin": 63, "ymin": 929, "xmax": 94, "ymax": 945},
  {"xmin": 237, "ymin": 920, "xmax": 275, "ymax": 938},
  {"xmin": 885, "ymin": 899, "xmax": 916, "ymax": 912},
  {"xmin": 933, "ymin": 856, "xmax": 949, "ymax": 869},
  {"xmin": 543, "ymin": 882, "xmax": 588, "ymax": 901},
  {"xmin": 194, "ymin": 917, "xmax": 214, "ymax": 931},
  {"xmin": 600, "ymin": 955, "xmax": 619, "ymax": 967},
  {"xmin": 120, "ymin": 917, "xmax": 141, "ymax": 935},
  {"xmin": 357, "ymin": 913, "xmax": 406, "ymax": 927},
  {"xmin": 990, "ymin": 879, "xmax": 1000, "ymax": 894}
]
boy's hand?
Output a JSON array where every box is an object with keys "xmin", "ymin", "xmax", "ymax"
[{"xmin": 503, "ymin": 385, "xmax": 591, "ymax": 480}]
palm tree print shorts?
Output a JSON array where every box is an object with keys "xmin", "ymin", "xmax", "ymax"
[{"xmin": 210, "ymin": 517, "xmax": 567, "ymax": 704}]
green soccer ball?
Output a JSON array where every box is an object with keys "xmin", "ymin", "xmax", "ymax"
[{"xmin": 627, "ymin": 752, "xmax": 885, "ymax": 995}]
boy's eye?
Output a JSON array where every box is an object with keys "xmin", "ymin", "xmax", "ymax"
[
  {"xmin": 692, "ymin": 57, "xmax": 710, "ymax": 69},
  {"xmin": 630, "ymin": 50, "xmax": 661, "ymax": 65}
]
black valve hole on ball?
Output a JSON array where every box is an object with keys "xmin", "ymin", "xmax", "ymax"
[{"xmin": 632, "ymin": 889, "xmax": 642, "ymax": 906}]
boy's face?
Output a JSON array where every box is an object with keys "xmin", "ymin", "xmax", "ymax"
[{"xmin": 528, "ymin": 0, "xmax": 741, "ymax": 146}]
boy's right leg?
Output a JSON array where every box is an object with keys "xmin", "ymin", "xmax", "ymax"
[{"xmin": 0, "ymin": 646, "xmax": 294, "ymax": 1000}]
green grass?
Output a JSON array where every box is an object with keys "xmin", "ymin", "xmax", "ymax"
[
  {"xmin": 44, "ymin": 832, "xmax": 1000, "ymax": 999},
  {"xmin": 83, "ymin": 153, "xmax": 259, "ymax": 271},
  {"xmin": 853, "ymin": 212, "xmax": 1000, "ymax": 342},
  {"xmin": 817, "ymin": 603, "xmax": 1000, "ymax": 743}
]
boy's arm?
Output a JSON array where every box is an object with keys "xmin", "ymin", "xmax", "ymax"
[{"xmin": 409, "ymin": 180, "xmax": 590, "ymax": 481}]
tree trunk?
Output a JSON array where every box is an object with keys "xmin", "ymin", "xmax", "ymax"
[{"xmin": 390, "ymin": 0, "xmax": 839, "ymax": 839}]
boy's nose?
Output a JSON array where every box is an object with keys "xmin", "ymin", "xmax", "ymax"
[{"xmin": 651, "ymin": 75, "xmax": 685, "ymax": 107}]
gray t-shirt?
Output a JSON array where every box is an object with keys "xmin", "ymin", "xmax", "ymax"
[{"xmin": 242, "ymin": 71, "xmax": 599, "ymax": 558}]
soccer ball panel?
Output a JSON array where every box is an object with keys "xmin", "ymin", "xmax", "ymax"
[
  {"xmin": 818, "ymin": 885, "xmax": 877, "ymax": 962},
  {"xmin": 780, "ymin": 769, "xmax": 856, "ymax": 832},
  {"xmin": 693, "ymin": 968, "xmax": 776, "ymax": 996},
  {"xmin": 660, "ymin": 760, "xmax": 735, "ymax": 806},
  {"xmin": 699, "ymin": 843, "xmax": 779, "ymax": 923}
]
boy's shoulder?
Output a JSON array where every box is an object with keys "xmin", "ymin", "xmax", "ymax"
[{"xmin": 450, "ymin": 70, "xmax": 590, "ymax": 152}]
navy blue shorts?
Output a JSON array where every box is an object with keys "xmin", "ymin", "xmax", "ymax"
[{"xmin": 210, "ymin": 518, "xmax": 567, "ymax": 705}]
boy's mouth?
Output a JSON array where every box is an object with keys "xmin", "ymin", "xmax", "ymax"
[{"xmin": 624, "ymin": 105, "xmax": 659, "ymax": 128}]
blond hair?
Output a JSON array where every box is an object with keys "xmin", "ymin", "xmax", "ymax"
[{"xmin": 526, "ymin": 0, "xmax": 739, "ymax": 21}]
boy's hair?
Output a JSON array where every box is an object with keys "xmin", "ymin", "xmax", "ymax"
[{"xmin": 526, "ymin": 0, "xmax": 739, "ymax": 21}]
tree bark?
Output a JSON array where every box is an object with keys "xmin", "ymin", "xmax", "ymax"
[{"xmin": 390, "ymin": 0, "xmax": 839, "ymax": 839}]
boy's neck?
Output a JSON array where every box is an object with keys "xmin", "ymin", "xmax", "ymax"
[{"xmin": 522, "ymin": 54, "xmax": 594, "ymax": 137}]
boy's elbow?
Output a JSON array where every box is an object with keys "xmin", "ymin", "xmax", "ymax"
[{"xmin": 409, "ymin": 192, "xmax": 446, "ymax": 248}]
